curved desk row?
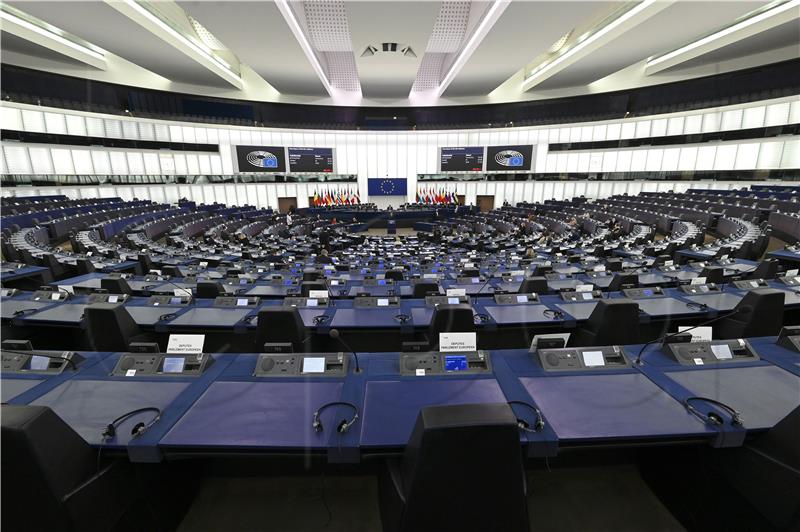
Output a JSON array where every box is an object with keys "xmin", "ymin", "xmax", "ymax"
[{"xmin": 3, "ymin": 337, "xmax": 798, "ymax": 464}]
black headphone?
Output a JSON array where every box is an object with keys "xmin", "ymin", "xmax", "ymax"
[
  {"xmin": 313, "ymin": 314, "xmax": 331, "ymax": 325},
  {"xmin": 101, "ymin": 407, "xmax": 162, "ymax": 440},
  {"xmin": 508, "ymin": 400, "xmax": 545, "ymax": 433},
  {"xmin": 543, "ymin": 309, "xmax": 564, "ymax": 320},
  {"xmin": 683, "ymin": 396, "xmax": 742, "ymax": 427},
  {"xmin": 473, "ymin": 313, "xmax": 490, "ymax": 324},
  {"xmin": 312, "ymin": 401, "xmax": 359, "ymax": 434},
  {"xmin": 394, "ymin": 314, "xmax": 411, "ymax": 323}
]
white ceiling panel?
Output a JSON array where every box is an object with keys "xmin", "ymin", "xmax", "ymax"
[
  {"xmin": 10, "ymin": 1, "xmax": 231, "ymax": 87},
  {"xmin": 180, "ymin": 1, "xmax": 327, "ymax": 96},
  {"xmin": 347, "ymin": 1, "xmax": 441, "ymax": 98},
  {"xmin": 446, "ymin": 1, "xmax": 613, "ymax": 97},
  {"xmin": 535, "ymin": 1, "xmax": 767, "ymax": 90}
]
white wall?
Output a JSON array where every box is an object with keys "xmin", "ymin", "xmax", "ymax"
[
  {"xmin": 1, "ymin": 180, "xmax": 787, "ymax": 211},
  {"xmin": 1, "ymin": 95, "xmax": 798, "ymax": 208}
]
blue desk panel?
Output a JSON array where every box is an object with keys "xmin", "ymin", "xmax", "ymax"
[
  {"xmin": 635, "ymin": 298, "xmax": 704, "ymax": 318},
  {"xmin": 331, "ymin": 308, "xmax": 406, "ymax": 328},
  {"xmin": 1, "ymin": 299, "xmax": 56, "ymax": 320},
  {"xmin": 664, "ymin": 366, "xmax": 800, "ymax": 430},
  {"xmin": 360, "ymin": 379, "xmax": 507, "ymax": 447},
  {"xmin": 167, "ymin": 308, "xmax": 253, "ymax": 328},
  {"xmin": 519, "ymin": 374, "xmax": 713, "ymax": 442},
  {"xmin": 484, "ymin": 305, "xmax": 557, "ymax": 325},
  {"xmin": 684, "ymin": 293, "xmax": 743, "ymax": 311},
  {"xmin": 1, "ymin": 379, "xmax": 43, "ymax": 402},
  {"xmin": 23, "ymin": 303, "xmax": 87, "ymax": 325},
  {"xmin": 161, "ymin": 381, "xmax": 343, "ymax": 449},
  {"xmin": 32, "ymin": 380, "xmax": 190, "ymax": 445}
]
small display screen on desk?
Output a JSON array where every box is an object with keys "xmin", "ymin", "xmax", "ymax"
[
  {"xmin": 29, "ymin": 355, "xmax": 50, "ymax": 371},
  {"xmin": 162, "ymin": 357, "xmax": 186, "ymax": 373},
  {"xmin": 445, "ymin": 355, "xmax": 468, "ymax": 372},
  {"xmin": 170, "ymin": 297, "xmax": 182, "ymax": 305},
  {"xmin": 302, "ymin": 357, "xmax": 326, "ymax": 373},
  {"xmin": 377, "ymin": 298, "xmax": 389, "ymax": 307}
]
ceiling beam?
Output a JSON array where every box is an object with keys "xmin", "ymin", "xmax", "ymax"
[
  {"xmin": 273, "ymin": 0, "xmax": 334, "ymax": 97},
  {"xmin": 435, "ymin": 0, "xmax": 510, "ymax": 98},
  {"xmin": 104, "ymin": 0, "xmax": 243, "ymax": 89},
  {"xmin": 521, "ymin": 0, "xmax": 673, "ymax": 92},
  {"xmin": 0, "ymin": 4, "xmax": 107, "ymax": 70},
  {"xmin": 645, "ymin": 0, "xmax": 800, "ymax": 75}
]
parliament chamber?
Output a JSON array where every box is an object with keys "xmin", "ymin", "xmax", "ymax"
[{"xmin": 1, "ymin": 1, "xmax": 799, "ymax": 531}]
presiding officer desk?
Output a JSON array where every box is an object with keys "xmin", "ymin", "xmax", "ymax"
[{"xmin": 2, "ymin": 336, "xmax": 798, "ymax": 463}]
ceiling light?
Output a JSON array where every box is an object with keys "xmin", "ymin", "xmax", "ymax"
[
  {"xmin": 274, "ymin": 0, "xmax": 334, "ymax": 96},
  {"xmin": 0, "ymin": 4, "xmax": 106, "ymax": 63},
  {"xmin": 523, "ymin": 0, "xmax": 660, "ymax": 87},
  {"xmin": 434, "ymin": 0, "xmax": 510, "ymax": 98},
  {"xmin": 117, "ymin": 0, "xmax": 241, "ymax": 87},
  {"xmin": 646, "ymin": 0, "xmax": 800, "ymax": 70}
]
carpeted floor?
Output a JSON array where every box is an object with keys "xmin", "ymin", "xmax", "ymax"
[{"xmin": 178, "ymin": 464, "xmax": 684, "ymax": 532}]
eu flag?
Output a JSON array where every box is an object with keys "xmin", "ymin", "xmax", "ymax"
[{"xmin": 368, "ymin": 178, "xmax": 407, "ymax": 196}]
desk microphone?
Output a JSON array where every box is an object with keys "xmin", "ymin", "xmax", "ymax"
[
  {"xmin": 153, "ymin": 278, "xmax": 196, "ymax": 305},
  {"xmin": 472, "ymin": 265, "xmax": 498, "ymax": 304},
  {"xmin": 634, "ymin": 305, "xmax": 753, "ymax": 365},
  {"xmin": 329, "ymin": 328, "xmax": 361, "ymax": 373}
]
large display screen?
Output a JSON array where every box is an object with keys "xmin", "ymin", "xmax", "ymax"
[
  {"xmin": 440, "ymin": 147, "xmax": 484, "ymax": 172},
  {"xmin": 288, "ymin": 147, "xmax": 334, "ymax": 172},
  {"xmin": 486, "ymin": 145, "xmax": 533, "ymax": 171},
  {"xmin": 235, "ymin": 145, "xmax": 286, "ymax": 172}
]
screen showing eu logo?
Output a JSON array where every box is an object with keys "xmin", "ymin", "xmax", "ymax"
[
  {"xmin": 235, "ymin": 145, "xmax": 286, "ymax": 172},
  {"xmin": 486, "ymin": 145, "xmax": 532, "ymax": 171},
  {"xmin": 368, "ymin": 178, "xmax": 408, "ymax": 196}
]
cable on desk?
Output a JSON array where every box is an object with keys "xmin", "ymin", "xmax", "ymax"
[
  {"xmin": 683, "ymin": 396, "xmax": 742, "ymax": 427},
  {"xmin": 101, "ymin": 407, "xmax": 162, "ymax": 440},
  {"xmin": 508, "ymin": 400, "xmax": 545, "ymax": 432}
]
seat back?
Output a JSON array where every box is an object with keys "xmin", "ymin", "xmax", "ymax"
[
  {"xmin": 385, "ymin": 270, "xmax": 405, "ymax": 281},
  {"xmin": 300, "ymin": 281, "xmax": 326, "ymax": 296},
  {"xmin": 699, "ymin": 267, "xmax": 725, "ymax": 284},
  {"xmin": 84, "ymin": 302, "xmax": 141, "ymax": 352},
  {"xmin": 747, "ymin": 259, "xmax": 778, "ymax": 280},
  {"xmin": 138, "ymin": 254, "xmax": 153, "ymax": 272},
  {"xmin": 715, "ymin": 289, "xmax": 785, "ymax": 339},
  {"xmin": 196, "ymin": 281, "xmax": 224, "ymax": 298},
  {"xmin": 303, "ymin": 270, "xmax": 322, "ymax": 281},
  {"xmin": 379, "ymin": 403, "xmax": 528, "ymax": 532},
  {"xmin": 571, "ymin": 299, "xmax": 640, "ymax": 346},
  {"xmin": 518, "ymin": 276, "xmax": 549, "ymax": 294},
  {"xmin": 101, "ymin": 277, "xmax": 132, "ymax": 295},
  {"xmin": 412, "ymin": 282, "xmax": 439, "ymax": 298},
  {"xmin": 428, "ymin": 304, "xmax": 475, "ymax": 347},
  {"xmin": 1, "ymin": 405, "xmax": 96, "ymax": 532},
  {"xmin": 607, "ymin": 273, "xmax": 638, "ymax": 292},
  {"xmin": 76, "ymin": 259, "xmax": 95, "ymax": 275},
  {"xmin": 42, "ymin": 254, "xmax": 65, "ymax": 278},
  {"xmin": 1, "ymin": 240, "xmax": 20, "ymax": 262},
  {"xmin": 254, "ymin": 307, "xmax": 306, "ymax": 351}
]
